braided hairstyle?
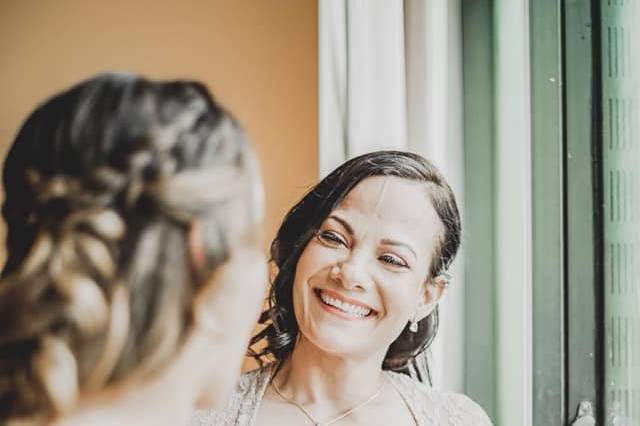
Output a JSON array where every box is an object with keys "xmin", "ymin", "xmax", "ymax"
[
  {"xmin": 0, "ymin": 73, "xmax": 259, "ymax": 423},
  {"xmin": 250, "ymin": 151, "xmax": 460, "ymax": 384}
]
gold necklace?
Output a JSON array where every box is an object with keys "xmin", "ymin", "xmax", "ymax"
[{"xmin": 271, "ymin": 377, "xmax": 385, "ymax": 426}]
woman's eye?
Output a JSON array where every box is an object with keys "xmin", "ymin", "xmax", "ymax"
[
  {"xmin": 317, "ymin": 230, "xmax": 347, "ymax": 247},
  {"xmin": 379, "ymin": 253, "xmax": 408, "ymax": 268}
]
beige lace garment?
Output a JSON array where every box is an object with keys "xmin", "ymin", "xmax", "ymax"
[{"xmin": 190, "ymin": 364, "xmax": 494, "ymax": 426}]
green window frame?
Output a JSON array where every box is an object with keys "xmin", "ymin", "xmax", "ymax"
[{"xmin": 463, "ymin": 0, "xmax": 639, "ymax": 424}]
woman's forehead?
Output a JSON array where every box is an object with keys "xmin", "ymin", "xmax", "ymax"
[{"xmin": 330, "ymin": 176, "xmax": 441, "ymax": 244}]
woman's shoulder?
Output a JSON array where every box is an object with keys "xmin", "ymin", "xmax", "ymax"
[
  {"xmin": 190, "ymin": 363, "xmax": 275, "ymax": 426},
  {"xmin": 237, "ymin": 363, "xmax": 274, "ymax": 392},
  {"xmin": 385, "ymin": 371, "xmax": 494, "ymax": 426}
]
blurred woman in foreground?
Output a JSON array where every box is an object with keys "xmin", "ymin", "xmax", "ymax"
[{"xmin": 0, "ymin": 73, "xmax": 267, "ymax": 425}]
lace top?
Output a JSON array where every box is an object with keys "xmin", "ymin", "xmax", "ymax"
[{"xmin": 190, "ymin": 364, "xmax": 493, "ymax": 426}]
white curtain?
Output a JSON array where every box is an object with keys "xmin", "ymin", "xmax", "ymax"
[
  {"xmin": 319, "ymin": 0, "xmax": 464, "ymax": 392},
  {"xmin": 319, "ymin": 1, "xmax": 406, "ymax": 177}
]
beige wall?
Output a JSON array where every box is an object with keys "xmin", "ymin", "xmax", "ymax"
[{"xmin": 0, "ymin": 0, "xmax": 318, "ymax": 260}]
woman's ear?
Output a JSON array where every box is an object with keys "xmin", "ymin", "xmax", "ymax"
[
  {"xmin": 187, "ymin": 219, "xmax": 207, "ymax": 279},
  {"xmin": 414, "ymin": 274, "xmax": 449, "ymax": 321}
]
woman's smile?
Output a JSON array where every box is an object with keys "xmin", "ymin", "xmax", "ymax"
[{"xmin": 313, "ymin": 288, "xmax": 378, "ymax": 320}]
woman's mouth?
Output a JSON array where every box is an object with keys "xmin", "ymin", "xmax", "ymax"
[{"xmin": 314, "ymin": 288, "xmax": 377, "ymax": 319}]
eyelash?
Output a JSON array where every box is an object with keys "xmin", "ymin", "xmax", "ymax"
[
  {"xmin": 317, "ymin": 230, "xmax": 409, "ymax": 269},
  {"xmin": 379, "ymin": 254, "xmax": 409, "ymax": 268},
  {"xmin": 317, "ymin": 230, "xmax": 347, "ymax": 247}
]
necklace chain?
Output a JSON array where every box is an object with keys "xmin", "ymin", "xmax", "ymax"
[{"xmin": 271, "ymin": 377, "xmax": 385, "ymax": 426}]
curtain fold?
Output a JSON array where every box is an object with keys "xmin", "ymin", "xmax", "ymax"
[{"xmin": 320, "ymin": 0, "xmax": 407, "ymax": 177}]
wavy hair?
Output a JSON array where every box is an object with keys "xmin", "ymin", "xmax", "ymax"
[
  {"xmin": 0, "ymin": 73, "xmax": 257, "ymax": 423},
  {"xmin": 250, "ymin": 151, "xmax": 460, "ymax": 383}
]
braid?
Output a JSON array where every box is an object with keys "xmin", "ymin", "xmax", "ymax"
[
  {"xmin": 0, "ymin": 168, "xmax": 129, "ymax": 418},
  {"xmin": 0, "ymin": 73, "xmax": 257, "ymax": 423}
]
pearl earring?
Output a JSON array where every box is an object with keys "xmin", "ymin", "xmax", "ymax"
[{"xmin": 409, "ymin": 315, "xmax": 419, "ymax": 333}]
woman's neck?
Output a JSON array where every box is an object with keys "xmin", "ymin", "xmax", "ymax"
[
  {"xmin": 55, "ymin": 362, "xmax": 197, "ymax": 426},
  {"xmin": 275, "ymin": 336, "xmax": 387, "ymax": 406},
  {"xmin": 54, "ymin": 329, "xmax": 219, "ymax": 426}
]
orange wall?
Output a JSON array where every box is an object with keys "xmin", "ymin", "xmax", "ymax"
[{"xmin": 0, "ymin": 0, "xmax": 318, "ymax": 261}]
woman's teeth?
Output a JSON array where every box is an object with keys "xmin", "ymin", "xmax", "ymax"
[{"xmin": 319, "ymin": 291, "xmax": 372, "ymax": 317}]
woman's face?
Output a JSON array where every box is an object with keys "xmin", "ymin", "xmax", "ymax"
[{"xmin": 292, "ymin": 176, "xmax": 443, "ymax": 361}]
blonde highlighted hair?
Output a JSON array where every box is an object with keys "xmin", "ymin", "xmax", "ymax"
[{"xmin": 0, "ymin": 73, "xmax": 258, "ymax": 422}]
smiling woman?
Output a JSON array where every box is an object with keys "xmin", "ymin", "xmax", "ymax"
[
  {"xmin": 290, "ymin": 176, "xmax": 444, "ymax": 366},
  {"xmin": 192, "ymin": 151, "xmax": 492, "ymax": 426}
]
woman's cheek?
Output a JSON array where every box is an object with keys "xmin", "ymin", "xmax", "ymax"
[{"xmin": 379, "ymin": 275, "xmax": 421, "ymax": 314}]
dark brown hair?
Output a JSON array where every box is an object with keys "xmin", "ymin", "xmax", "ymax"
[{"xmin": 250, "ymin": 150, "xmax": 461, "ymax": 383}]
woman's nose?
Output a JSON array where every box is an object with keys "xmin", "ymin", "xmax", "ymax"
[{"xmin": 332, "ymin": 254, "xmax": 371, "ymax": 291}]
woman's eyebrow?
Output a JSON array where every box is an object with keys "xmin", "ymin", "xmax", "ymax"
[
  {"xmin": 380, "ymin": 239, "xmax": 417, "ymax": 260},
  {"xmin": 328, "ymin": 215, "xmax": 418, "ymax": 260},
  {"xmin": 327, "ymin": 214, "xmax": 354, "ymax": 235}
]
